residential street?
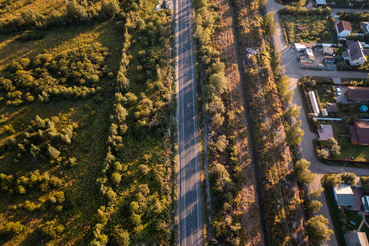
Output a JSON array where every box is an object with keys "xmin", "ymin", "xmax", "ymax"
[
  {"xmin": 265, "ymin": 1, "xmax": 369, "ymax": 245},
  {"xmin": 175, "ymin": 0, "xmax": 203, "ymax": 245}
]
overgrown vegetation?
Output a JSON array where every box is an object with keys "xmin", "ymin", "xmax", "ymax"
[
  {"xmin": 193, "ymin": 0, "xmax": 248, "ymax": 243},
  {"xmin": 0, "ymin": 0, "xmax": 121, "ymax": 34},
  {"xmin": 0, "ymin": 29, "xmax": 121, "ymax": 245},
  {"xmin": 0, "ymin": 0, "xmax": 176, "ymax": 245},
  {"xmin": 231, "ymin": 0, "xmax": 307, "ymax": 244},
  {"xmin": 89, "ymin": 1, "xmax": 177, "ymax": 245},
  {"xmin": 280, "ymin": 7, "xmax": 334, "ymax": 44}
]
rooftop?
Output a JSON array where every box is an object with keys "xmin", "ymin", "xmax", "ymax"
[
  {"xmin": 337, "ymin": 20, "xmax": 352, "ymax": 33},
  {"xmin": 345, "ymin": 231, "xmax": 369, "ymax": 246}
]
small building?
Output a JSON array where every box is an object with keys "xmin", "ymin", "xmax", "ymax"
[
  {"xmin": 342, "ymin": 41, "xmax": 369, "ymax": 66},
  {"xmin": 305, "ymin": 47, "xmax": 315, "ymax": 61},
  {"xmin": 325, "ymin": 103, "xmax": 338, "ymax": 113},
  {"xmin": 295, "ymin": 43, "xmax": 307, "ymax": 52},
  {"xmin": 322, "ymin": 108, "xmax": 328, "ymax": 117},
  {"xmin": 323, "ymin": 56, "xmax": 336, "ymax": 64},
  {"xmin": 308, "ymin": 91, "xmax": 320, "ymax": 116},
  {"xmin": 362, "ymin": 195, "xmax": 369, "ymax": 213},
  {"xmin": 345, "ymin": 86, "xmax": 369, "ymax": 103},
  {"xmin": 333, "ymin": 184, "xmax": 355, "ymax": 207},
  {"xmin": 361, "ymin": 22, "xmax": 369, "ymax": 35},
  {"xmin": 345, "ymin": 231, "xmax": 369, "ymax": 246},
  {"xmin": 323, "ymin": 46, "xmax": 334, "ymax": 56},
  {"xmin": 316, "ymin": 0, "xmax": 326, "ymax": 5},
  {"xmin": 349, "ymin": 121, "xmax": 369, "ymax": 145},
  {"xmin": 336, "ymin": 20, "xmax": 352, "ymax": 38}
]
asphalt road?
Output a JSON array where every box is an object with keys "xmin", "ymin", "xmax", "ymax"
[{"xmin": 175, "ymin": 0, "xmax": 203, "ymax": 245}]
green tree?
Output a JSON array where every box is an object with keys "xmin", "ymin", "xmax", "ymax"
[
  {"xmin": 4, "ymin": 221, "xmax": 25, "ymax": 235},
  {"xmin": 309, "ymin": 187, "xmax": 324, "ymax": 199},
  {"xmin": 336, "ymin": 61, "xmax": 344, "ymax": 70},
  {"xmin": 324, "ymin": 174, "xmax": 341, "ymax": 187},
  {"xmin": 47, "ymin": 144, "xmax": 60, "ymax": 159},
  {"xmin": 327, "ymin": 138, "xmax": 341, "ymax": 156},
  {"xmin": 286, "ymin": 121, "xmax": 304, "ymax": 146},
  {"xmin": 294, "ymin": 159, "xmax": 316, "ymax": 185},
  {"xmin": 212, "ymin": 113, "xmax": 224, "ymax": 126},
  {"xmin": 306, "ymin": 215, "xmax": 333, "ymax": 244},
  {"xmin": 112, "ymin": 225, "xmax": 130, "ymax": 246},
  {"xmin": 215, "ymin": 135, "xmax": 228, "ymax": 153},
  {"xmin": 307, "ymin": 200, "xmax": 323, "ymax": 214},
  {"xmin": 271, "ymin": 51, "xmax": 281, "ymax": 75},
  {"xmin": 209, "ymin": 73, "xmax": 228, "ymax": 94},
  {"xmin": 111, "ymin": 172, "xmax": 121, "ymax": 183},
  {"xmin": 42, "ymin": 219, "xmax": 64, "ymax": 239},
  {"xmin": 284, "ymin": 104, "xmax": 301, "ymax": 119},
  {"xmin": 66, "ymin": 0, "xmax": 87, "ymax": 21},
  {"xmin": 264, "ymin": 12, "xmax": 277, "ymax": 38},
  {"xmin": 341, "ymin": 172, "xmax": 356, "ymax": 186},
  {"xmin": 130, "ymin": 213, "xmax": 141, "ymax": 226},
  {"xmin": 316, "ymin": 148, "xmax": 329, "ymax": 160}
]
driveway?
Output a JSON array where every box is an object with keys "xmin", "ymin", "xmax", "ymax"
[
  {"xmin": 265, "ymin": 1, "xmax": 369, "ymax": 245},
  {"xmin": 336, "ymin": 86, "xmax": 349, "ymax": 103}
]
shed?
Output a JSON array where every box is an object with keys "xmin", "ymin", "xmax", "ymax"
[
  {"xmin": 323, "ymin": 47, "xmax": 334, "ymax": 56},
  {"xmin": 322, "ymin": 108, "xmax": 328, "ymax": 117},
  {"xmin": 333, "ymin": 184, "xmax": 355, "ymax": 207},
  {"xmin": 308, "ymin": 91, "xmax": 320, "ymax": 116},
  {"xmin": 295, "ymin": 43, "xmax": 306, "ymax": 52},
  {"xmin": 316, "ymin": 0, "xmax": 326, "ymax": 5},
  {"xmin": 345, "ymin": 231, "xmax": 369, "ymax": 246},
  {"xmin": 325, "ymin": 103, "xmax": 337, "ymax": 113},
  {"xmin": 362, "ymin": 196, "xmax": 369, "ymax": 213},
  {"xmin": 305, "ymin": 47, "xmax": 315, "ymax": 60}
]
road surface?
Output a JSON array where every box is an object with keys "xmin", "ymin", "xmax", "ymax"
[
  {"xmin": 175, "ymin": 0, "xmax": 203, "ymax": 245},
  {"xmin": 264, "ymin": 1, "xmax": 369, "ymax": 245}
]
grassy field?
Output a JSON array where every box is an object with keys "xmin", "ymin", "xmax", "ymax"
[
  {"xmin": 0, "ymin": 19, "xmax": 124, "ymax": 245},
  {"xmin": 320, "ymin": 124, "xmax": 369, "ymax": 161},
  {"xmin": 282, "ymin": 15, "xmax": 334, "ymax": 43},
  {"xmin": 344, "ymin": 210, "xmax": 363, "ymax": 230}
]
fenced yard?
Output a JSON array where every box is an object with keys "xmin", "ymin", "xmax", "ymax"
[{"xmin": 320, "ymin": 123, "xmax": 369, "ymax": 161}]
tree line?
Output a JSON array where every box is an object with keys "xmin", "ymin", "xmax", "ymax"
[{"xmin": 0, "ymin": 0, "xmax": 121, "ymax": 34}]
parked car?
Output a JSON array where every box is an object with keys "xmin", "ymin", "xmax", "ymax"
[
  {"xmin": 319, "ymin": 124, "xmax": 324, "ymax": 132},
  {"xmin": 336, "ymin": 87, "xmax": 341, "ymax": 96}
]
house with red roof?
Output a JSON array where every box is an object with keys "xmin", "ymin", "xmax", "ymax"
[
  {"xmin": 336, "ymin": 20, "xmax": 352, "ymax": 38},
  {"xmin": 349, "ymin": 121, "xmax": 369, "ymax": 145}
]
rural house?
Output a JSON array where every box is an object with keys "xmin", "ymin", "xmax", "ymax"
[
  {"xmin": 361, "ymin": 22, "xmax": 369, "ymax": 35},
  {"xmin": 345, "ymin": 86, "xmax": 369, "ymax": 103},
  {"xmin": 342, "ymin": 41, "xmax": 369, "ymax": 66},
  {"xmin": 349, "ymin": 121, "xmax": 369, "ymax": 145},
  {"xmin": 336, "ymin": 20, "xmax": 352, "ymax": 38},
  {"xmin": 333, "ymin": 184, "xmax": 355, "ymax": 207},
  {"xmin": 345, "ymin": 231, "xmax": 369, "ymax": 246}
]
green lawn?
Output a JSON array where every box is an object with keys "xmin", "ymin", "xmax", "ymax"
[
  {"xmin": 320, "ymin": 123, "xmax": 369, "ymax": 161},
  {"xmin": 345, "ymin": 210, "xmax": 363, "ymax": 230},
  {"xmin": 316, "ymin": 85, "xmax": 336, "ymax": 104},
  {"xmin": 282, "ymin": 14, "xmax": 334, "ymax": 43}
]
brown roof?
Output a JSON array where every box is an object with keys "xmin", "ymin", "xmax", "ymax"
[
  {"xmin": 325, "ymin": 103, "xmax": 337, "ymax": 113},
  {"xmin": 337, "ymin": 21, "xmax": 352, "ymax": 33},
  {"xmin": 355, "ymin": 121, "xmax": 369, "ymax": 145},
  {"xmin": 350, "ymin": 125, "xmax": 359, "ymax": 144},
  {"xmin": 346, "ymin": 86, "xmax": 369, "ymax": 101}
]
